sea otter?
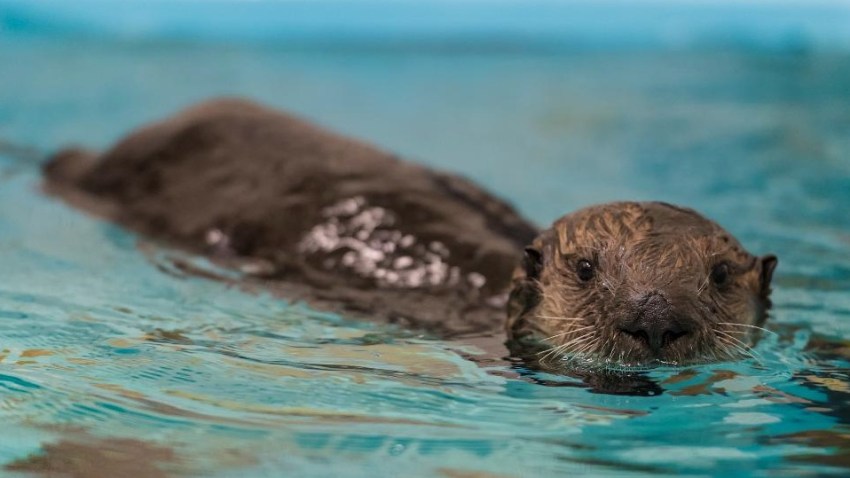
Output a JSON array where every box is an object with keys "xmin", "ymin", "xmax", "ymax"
[{"xmin": 43, "ymin": 98, "xmax": 777, "ymax": 368}]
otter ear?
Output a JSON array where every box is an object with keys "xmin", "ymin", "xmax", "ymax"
[
  {"xmin": 759, "ymin": 254, "xmax": 778, "ymax": 298},
  {"xmin": 507, "ymin": 246, "xmax": 544, "ymax": 333},
  {"xmin": 522, "ymin": 246, "xmax": 543, "ymax": 280}
]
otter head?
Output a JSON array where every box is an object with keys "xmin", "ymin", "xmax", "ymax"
[{"xmin": 506, "ymin": 202, "xmax": 777, "ymax": 368}]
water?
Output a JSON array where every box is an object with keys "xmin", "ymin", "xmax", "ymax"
[{"xmin": 1, "ymin": 30, "xmax": 850, "ymax": 478}]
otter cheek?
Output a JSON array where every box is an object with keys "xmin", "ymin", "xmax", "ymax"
[{"xmin": 746, "ymin": 296, "xmax": 762, "ymax": 325}]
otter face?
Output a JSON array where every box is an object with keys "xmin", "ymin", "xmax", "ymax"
[{"xmin": 506, "ymin": 202, "xmax": 777, "ymax": 368}]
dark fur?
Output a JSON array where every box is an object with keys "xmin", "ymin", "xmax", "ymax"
[
  {"xmin": 43, "ymin": 98, "xmax": 538, "ymax": 338},
  {"xmin": 43, "ymin": 98, "xmax": 777, "ymax": 366}
]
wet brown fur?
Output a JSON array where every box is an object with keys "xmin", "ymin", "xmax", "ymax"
[
  {"xmin": 507, "ymin": 202, "xmax": 777, "ymax": 368},
  {"xmin": 43, "ymin": 98, "xmax": 538, "ymax": 338}
]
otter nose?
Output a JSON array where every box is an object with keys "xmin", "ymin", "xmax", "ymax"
[
  {"xmin": 620, "ymin": 320, "xmax": 689, "ymax": 354},
  {"xmin": 620, "ymin": 293, "xmax": 691, "ymax": 354}
]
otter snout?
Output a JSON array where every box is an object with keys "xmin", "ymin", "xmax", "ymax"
[{"xmin": 619, "ymin": 292, "xmax": 692, "ymax": 355}]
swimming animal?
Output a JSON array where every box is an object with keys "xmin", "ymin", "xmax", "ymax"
[{"xmin": 43, "ymin": 98, "xmax": 777, "ymax": 368}]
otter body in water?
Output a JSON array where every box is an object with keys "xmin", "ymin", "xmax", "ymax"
[
  {"xmin": 44, "ymin": 98, "xmax": 776, "ymax": 367},
  {"xmin": 45, "ymin": 99, "xmax": 538, "ymax": 338}
]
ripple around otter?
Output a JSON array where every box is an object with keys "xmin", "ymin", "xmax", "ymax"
[{"xmin": 2, "ymin": 37, "xmax": 850, "ymax": 477}]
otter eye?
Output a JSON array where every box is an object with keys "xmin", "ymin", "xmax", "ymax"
[
  {"xmin": 711, "ymin": 263, "xmax": 730, "ymax": 286},
  {"xmin": 576, "ymin": 259, "xmax": 594, "ymax": 282}
]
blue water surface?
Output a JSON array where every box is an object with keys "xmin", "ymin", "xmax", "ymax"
[{"xmin": 1, "ymin": 3, "xmax": 850, "ymax": 477}]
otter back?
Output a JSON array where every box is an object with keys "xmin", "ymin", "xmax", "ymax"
[{"xmin": 43, "ymin": 98, "xmax": 539, "ymax": 338}]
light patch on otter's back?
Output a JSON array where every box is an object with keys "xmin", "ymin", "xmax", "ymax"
[{"xmin": 299, "ymin": 196, "xmax": 489, "ymax": 290}]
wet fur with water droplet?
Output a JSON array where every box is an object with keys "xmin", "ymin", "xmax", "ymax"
[{"xmin": 42, "ymin": 98, "xmax": 777, "ymax": 369}]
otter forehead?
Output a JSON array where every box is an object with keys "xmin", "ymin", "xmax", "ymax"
[{"xmin": 549, "ymin": 201, "xmax": 750, "ymax": 263}]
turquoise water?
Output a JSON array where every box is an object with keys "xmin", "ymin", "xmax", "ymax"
[{"xmin": 2, "ymin": 24, "xmax": 850, "ymax": 478}]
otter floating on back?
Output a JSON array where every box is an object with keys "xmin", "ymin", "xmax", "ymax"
[{"xmin": 43, "ymin": 98, "xmax": 777, "ymax": 368}]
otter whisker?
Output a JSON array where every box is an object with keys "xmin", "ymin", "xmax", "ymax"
[
  {"xmin": 624, "ymin": 341, "xmax": 636, "ymax": 363},
  {"xmin": 720, "ymin": 334, "xmax": 751, "ymax": 362},
  {"xmin": 711, "ymin": 306, "xmax": 769, "ymax": 357},
  {"xmin": 539, "ymin": 342, "xmax": 578, "ymax": 365},
  {"xmin": 572, "ymin": 336, "xmax": 599, "ymax": 357},
  {"xmin": 715, "ymin": 326, "xmax": 750, "ymax": 348},
  {"xmin": 560, "ymin": 325, "xmax": 596, "ymax": 334},
  {"xmin": 601, "ymin": 341, "xmax": 616, "ymax": 365},
  {"xmin": 540, "ymin": 331, "xmax": 571, "ymax": 342},
  {"xmin": 715, "ymin": 328, "xmax": 750, "ymax": 347},
  {"xmin": 712, "ymin": 334, "xmax": 739, "ymax": 359},
  {"xmin": 537, "ymin": 332, "xmax": 594, "ymax": 362},
  {"xmin": 539, "ymin": 335, "xmax": 594, "ymax": 363},
  {"xmin": 573, "ymin": 335, "xmax": 597, "ymax": 351},
  {"xmin": 715, "ymin": 330, "xmax": 761, "ymax": 362},
  {"xmin": 716, "ymin": 322, "xmax": 775, "ymax": 336},
  {"xmin": 535, "ymin": 346, "xmax": 562, "ymax": 364},
  {"xmin": 560, "ymin": 332, "xmax": 595, "ymax": 351},
  {"xmin": 716, "ymin": 335, "xmax": 754, "ymax": 362},
  {"xmin": 543, "ymin": 333, "xmax": 597, "ymax": 363},
  {"xmin": 696, "ymin": 270, "xmax": 711, "ymax": 296},
  {"xmin": 536, "ymin": 340, "xmax": 570, "ymax": 360},
  {"xmin": 714, "ymin": 335, "xmax": 738, "ymax": 358},
  {"xmin": 536, "ymin": 315, "xmax": 587, "ymax": 322},
  {"xmin": 711, "ymin": 339, "xmax": 731, "ymax": 362},
  {"xmin": 539, "ymin": 325, "xmax": 595, "ymax": 343}
]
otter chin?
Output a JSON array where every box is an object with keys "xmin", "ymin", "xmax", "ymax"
[{"xmin": 506, "ymin": 202, "xmax": 777, "ymax": 369}]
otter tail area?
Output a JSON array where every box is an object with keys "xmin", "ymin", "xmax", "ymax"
[
  {"xmin": 43, "ymin": 147, "xmax": 99, "ymax": 186},
  {"xmin": 0, "ymin": 137, "xmax": 97, "ymax": 191}
]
